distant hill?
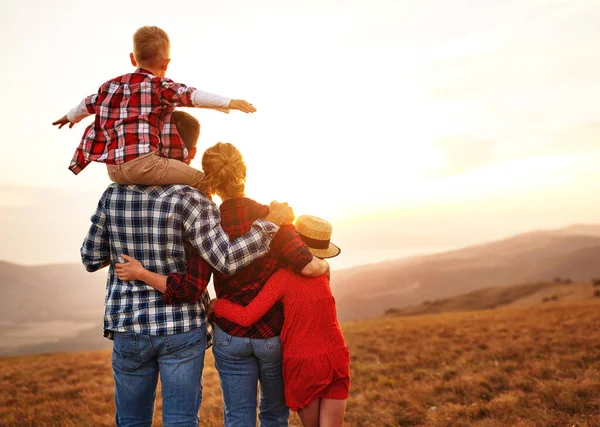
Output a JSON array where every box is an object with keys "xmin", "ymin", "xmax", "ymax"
[
  {"xmin": 331, "ymin": 226, "xmax": 600, "ymax": 321},
  {"xmin": 2, "ymin": 223, "xmax": 600, "ymax": 356},
  {"xmin": 0, "ymin": 261, "xmax": 108, "ymax": 356},
  {"xmin": 385, "ymin": 281, "xmax": 598, "ymax": 316}
]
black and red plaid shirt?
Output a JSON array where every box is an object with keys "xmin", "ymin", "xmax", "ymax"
[
  {"xmin": 164, "ymin": 198, "xmax": 313, "ymax": 338},
  {"xmin": 69, "ymin": 68, "xmax": 195, "ymax": 174}
]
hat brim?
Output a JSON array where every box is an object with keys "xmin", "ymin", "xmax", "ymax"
[{"xmin": 308, "ymin": 242, "xmax": 341, "ymax": 259}]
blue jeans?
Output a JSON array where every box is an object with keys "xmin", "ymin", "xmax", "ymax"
[
  {"xmin": 212, "ymin": 325, "xmax": 289, "ymax": 427},
  {"xmin": 111, "ymin": 325, "xmax": 207, "ymax": 427}
]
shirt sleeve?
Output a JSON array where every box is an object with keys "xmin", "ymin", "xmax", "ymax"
[
  {"xmin": 214, "ymin": 277, "xmax": 285, "ymax": 327},
  {"xmin": 191, "ymin": 90, "xmax": 231, "ymax": 110},
  {"xmin": 80, "ymin": 191, "xmax": 110, "ymax": 272},
  {"xmin": 182, "ymin": 196, "xmax": 279, "ymax": 276},
  {"xmin": 270, "ymin": 225, "xmax": 313, "ymax": 273},
  {"xmin": 158, "ymin": 80, "xmax": 230, "ymax": 109},
  {"xmin": 67, "ymin": 94, "xmax": 97, "ymax": 123},
  {"xmin": 163, "ymin": 255, "xmax": 212, "ymax": 304}
]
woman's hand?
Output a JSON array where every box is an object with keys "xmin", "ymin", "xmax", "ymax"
[
  {"xmin": 207, "ymin": 298, "xmax": 219, "ymax": 318},
  {"xmin": 115, "ymin": 254, "xmax": 145, "ymax": 281}
]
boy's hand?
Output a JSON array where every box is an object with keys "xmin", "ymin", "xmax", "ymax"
[
  {"xmin": 265, "ymin": 201, "xmax": 294, "ymax": 226},
  {"xmin": 228, "ymin": 99, "xmax": 256, "ymax": 113},
  {"xmin": 115, "ymin": 255, "xmax": 145, "ymax": 281},
  {"xmin": 52, "ymin": 115, "xmax": 75, "ymax": 129}
]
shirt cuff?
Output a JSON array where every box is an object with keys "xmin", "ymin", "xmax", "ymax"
[{"xmin": 252, "ymin": 219, "xmax": 280, "ymax": 236}]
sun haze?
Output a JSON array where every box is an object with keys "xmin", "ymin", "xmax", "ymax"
[{"xmin": 1, "ymin": 0, "xmax": 600, "ymax": 266}]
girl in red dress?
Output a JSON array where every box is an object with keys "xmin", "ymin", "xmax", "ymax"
[{"xmin": 209, "ymin": 214, "xmax": 350, "ymax": 427}]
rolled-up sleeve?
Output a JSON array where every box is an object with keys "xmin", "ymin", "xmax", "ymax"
[
  {"xmin": 182, "ymin": 196, "xmax": 279, "ymax": 276},
  {"xmin": 81, "ymin": 193, "xmax": 110, "ymax": 272}
]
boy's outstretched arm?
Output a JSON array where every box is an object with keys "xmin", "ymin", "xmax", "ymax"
[
  {"xmin": 189, "ymin": 90, "xmax": 256, "ymax": 113},
  {"xmin": 52, "ymin": 95, "xmax": 97, "ymax": 129}
]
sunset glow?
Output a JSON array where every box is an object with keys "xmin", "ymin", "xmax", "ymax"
[{"xmin": 1, "ymin": 0, "xmax": 600, "ymax": 266}]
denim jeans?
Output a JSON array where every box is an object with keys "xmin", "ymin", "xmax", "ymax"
[
  {"xmin": 111, "ymin": 325, "xmax": 207, "ymax": 427},
  {"xmin": 212, "ymin": 325, "xmax": 289, "ymax": 427}
]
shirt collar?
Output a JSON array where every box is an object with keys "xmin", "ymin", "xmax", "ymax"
[
  {"xmin": 110, "ymin": 183, "xmax": 209, "ymax": 200},
  {"xmin": 135, "ymin": 68, "xmax": 156, "ymax": 77}
]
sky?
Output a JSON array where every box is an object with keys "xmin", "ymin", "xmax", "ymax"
[{"xmin": 1, "ymin": 0, "xmax": 600, "ymax": 268}]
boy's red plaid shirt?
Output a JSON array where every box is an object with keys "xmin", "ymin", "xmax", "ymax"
[{"xmin": 69, "ymin": 68, "xmax": 195, "ymax": 174}]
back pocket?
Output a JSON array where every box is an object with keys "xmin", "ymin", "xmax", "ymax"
[{"xmin": 112, "ymin": 333, "xmax": 142, "ymax": 372}]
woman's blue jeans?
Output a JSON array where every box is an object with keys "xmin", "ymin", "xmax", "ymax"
[
  {"xmin": 111, "ymin": 325, "xmax": 207, "ymax": 427},
  {"xmin": 212, "ymin": 325, "xmax": 289, "ymax": 427}
]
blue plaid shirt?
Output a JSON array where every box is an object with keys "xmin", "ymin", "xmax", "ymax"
[{"xmin": 81, "ymin": 184, "xmax": 278, "ymax": 339}]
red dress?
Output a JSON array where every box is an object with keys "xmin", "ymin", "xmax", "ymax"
[{"xmin": 214, "ymin": 267, "xmax": 350, "ymax": 411}]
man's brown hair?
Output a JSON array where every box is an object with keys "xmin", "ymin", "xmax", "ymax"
[
  {"xmin": 133, "ymin": 26, "xmax": 170, "ymax": 67},
  {"xmin": 171, "ymin": 111, "xmax": 200, "ymax": 150}
]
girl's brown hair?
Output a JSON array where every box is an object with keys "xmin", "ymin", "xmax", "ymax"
[{"xmin": 201, "ymin": 142, "xmax": 246, "ymax": 199}]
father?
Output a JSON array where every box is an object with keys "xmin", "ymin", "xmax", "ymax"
[{"xmin": 81, "ymin": 111, "xmax": 293, "ymax": 427}]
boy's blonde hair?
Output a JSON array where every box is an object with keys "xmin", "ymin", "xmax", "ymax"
[
  {"xmin": 201, "ymin": 142, "xmax": 246, "ymax": 200},
  {"xmin": 133, "ymin": 26, "xmax": 170, "ymax": 67}
]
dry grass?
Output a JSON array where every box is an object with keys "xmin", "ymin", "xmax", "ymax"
[{"xmin": 2, "ymin": 300, "xmax": 600, "ymax": 426}]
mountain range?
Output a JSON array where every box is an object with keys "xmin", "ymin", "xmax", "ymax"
[{"xmin": 1, "ymin": 223, "xmax": 600, "ymax": 356}]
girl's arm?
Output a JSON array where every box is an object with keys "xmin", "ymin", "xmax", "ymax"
[{"xmin": 214, "ymin": 276, "xmax": 285, "ymax": 327}]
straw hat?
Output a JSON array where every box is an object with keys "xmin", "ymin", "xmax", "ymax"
[{"xmin": 295, "ymin": 215, "xmax": 341, "ymax": 259}]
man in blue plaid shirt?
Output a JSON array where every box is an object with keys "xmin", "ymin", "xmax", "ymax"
[{"xmin": 81, "ymin": 112, "xmax": 293, "ymax": 427}]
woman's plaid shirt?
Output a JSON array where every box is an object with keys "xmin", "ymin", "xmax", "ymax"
[
  {"xmin": 80, "ymin": 185, "xmax": 278, "ymax": 340},
  {"xmin": 165, "ymin": 198, "xmax": 314, "ymax": 339},
  {"xmin": 69, "ymin": 69, "xmax": 195, "ymax": 175}
]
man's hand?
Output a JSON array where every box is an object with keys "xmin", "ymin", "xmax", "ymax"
[
  {"xmin": 228, "ymin": 99, "xmax": 256, "ymax": 113},
  {"xmin": 52, "ymin": 115, "xmax": 75, "ymax": 129},
  {"xmin": 115, "ymin": 254, "xmax": 145, "ymax": 281},
  {"xmin": 265, "ymin": 201, "xmax": 294, "ymax": 226},
  {"xmin": 207, "ymin": 298, "xmax": 219, "ymax": 318}
]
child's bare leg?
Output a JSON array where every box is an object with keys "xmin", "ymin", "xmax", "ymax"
[
  {"xmin": 319, "ymin": 399, "xmax": 346, "ymax": 427},
  {"xmin": 298, "ymin": 398, "xmax": 321, "ymax": 427}
]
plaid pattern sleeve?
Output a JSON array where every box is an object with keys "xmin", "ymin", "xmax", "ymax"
[
  {"xmin": 163, "ymin": 255, "xmax": 212, "ymax": 304},
  {"xmin": 182, "ymin": 197, "xmax": 279, "ymax": 276},
  {"xmin": 270, "ymin": 224, "xmax": 313, "ymax": 273},
  {"xmin": 158, "ymin": 80, "xmax": 196, "ymax": 107},
  {"xmin": 81, "ymin": 191, "xmax": 111, "ymax": 272},
  {"xmin": 85, "ymin": 93, "xmax": 98, "ymax": 113}
]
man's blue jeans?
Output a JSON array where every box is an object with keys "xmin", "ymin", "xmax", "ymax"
[
  {"xmin": 212, "ymin": 325, "xmax": 289, "ymax": 427},
  {"xmin": 111, "ymin": 325, "xmax": 207, "ymax": 427}
]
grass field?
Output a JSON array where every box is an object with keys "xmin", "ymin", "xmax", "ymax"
[{"xmin": 1, "ymin": 300, "xmax": 600, "ymax": 426}]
